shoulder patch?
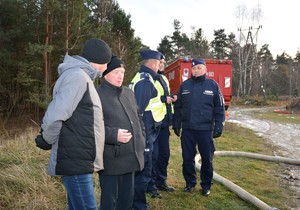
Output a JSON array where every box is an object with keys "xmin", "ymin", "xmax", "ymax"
[{"xmin": 140, "ymin": 72, "xmax": 151, "ymax": 80}]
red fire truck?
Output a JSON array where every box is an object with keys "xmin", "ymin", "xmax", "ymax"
[{"xmin": 164, "ymin": 57, "xmax": 232, "ymax": 110}]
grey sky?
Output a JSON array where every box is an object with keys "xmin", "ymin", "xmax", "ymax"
[{"xmin": 117, "ymin": 0, "xmax": 300, "ymax": 57}]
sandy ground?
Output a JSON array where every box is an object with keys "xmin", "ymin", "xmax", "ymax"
[{"xmin": 227, "ymin": 106, "xmax": 300, "ymax": 209}]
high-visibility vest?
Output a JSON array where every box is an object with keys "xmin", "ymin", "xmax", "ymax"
[
  {"xmin": 160, "ymin": 74, "xmax": 174, "ymax": 114},
  {"xmin": 130, "ymin": 72, "xmax": 164, "ymax": 122},
  {"xmin": 154, "ymin": 79, "xmax": 167, "ymax": 117}
]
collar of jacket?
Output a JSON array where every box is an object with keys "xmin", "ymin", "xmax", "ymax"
[
  {"xmin": 58, "ymin": 55, "xmax": 101, "ymax": 80},
  {"xmin": 139, "ymin": 65, "xmax": 157, "ymax": 80},
  {"xmin": 101, "ymin": 78, "xmax": 123, "ymax": 95},
  {"xmin": 157, "ymin": 70, "xmax": 164, "ymax": 75},
  {"xmin": 153, "ymin": 74, "xmax": 162, "ymax": 81},
  {"xmin": 192, "ymin": 74, "xmax": 206, "ymax": 83}
]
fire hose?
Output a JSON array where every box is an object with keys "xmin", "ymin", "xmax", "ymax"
[{"xmin": 195, "ymin": 151, "xmax": 300, "ymax": 210}]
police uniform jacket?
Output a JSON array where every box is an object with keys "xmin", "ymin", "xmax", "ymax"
[
  {"xmin": 132, "ymin": 65, "xmax": 161, "ymax": 129},
  {"xmin": 97, "ymin": 78, "xmax": 145, "ymax": 175},
  {"xmin": 173, "ymin": 74, "xmax": 225, "ymax": 133}
]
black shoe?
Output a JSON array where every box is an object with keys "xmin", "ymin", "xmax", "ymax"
[
  {"xmin": 184, "ymin": 185, "xmax": 195, "ymax": 193},
  {"xmin": 156, "ymin": 184, "xmax": 175, "ymax": 192},
  {"xmin": 202, "ymin": 189, "xmax": 210, "ymax": 196},
  {"xmin": 147, "ymin": 190, "xmax": 162, "ymax": 199}
]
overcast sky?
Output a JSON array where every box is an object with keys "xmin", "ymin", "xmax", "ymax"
[{"xmin": 116, "ymin": 0, "xmax": 300, "ymax": 58}]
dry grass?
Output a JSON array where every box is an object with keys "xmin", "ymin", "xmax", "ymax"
[
  {"xmin": 0, "ymin": 123, "xmax": 298, "ymax": 210},
  {"xmin": 287, "ymin": 97, "xmax": 300, "ymax": 113}
]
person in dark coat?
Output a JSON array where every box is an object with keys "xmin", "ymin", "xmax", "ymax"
[
  {"xmin": 173, "ymin": 58, "xmax": 225, "ymax": 196},
  {"xmin": 97, "ymin": 55, "xmax": 145, "ymax": 210},
  {"xmin": 130, "ymin": 50, "xmax": 164, "ymax": 210},
  {"xmin": 148, "ymin": 53, "xmax": 177, "ymax": 194}
]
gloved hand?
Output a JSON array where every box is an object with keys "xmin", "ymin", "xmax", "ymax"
[
  {"xmin": 213, "ymin": 132, "xmax": 222, "ymax": 139},
  {"xmin": 35, "ymin": 134, "xmax": 52, "ymax": 150},
  {"xmin": 173, "ymin": 128, "xmax": 181, "ymax": 137}
]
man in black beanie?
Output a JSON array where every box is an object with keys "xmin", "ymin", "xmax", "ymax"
[
  {"xmin": 82, "ymin": 38, "xmax": 112, "ymax": 67},
  {"xmin": 97, "ymin": 55, "xmax": 145, "ymax": 210},
  {"xmin": 35, "ymin": 38, "xmax": 111, "ymax": 210}
]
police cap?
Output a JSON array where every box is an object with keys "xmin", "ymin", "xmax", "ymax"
[
  {"xmin": 140, "ymin": 50, "xmax": 161, "ymax": 60},
  {"xmin": 192, "ymin": 58, "xmax": 206, "ymax": 67}
]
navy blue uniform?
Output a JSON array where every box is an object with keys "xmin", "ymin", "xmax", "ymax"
[
  {"xmin": 131, "ymin": 65, "xmax": 160, "ymax": 210},
  {"xmin": 151, "ymin": 72, "xmax": 173, "ymax": 189},
  {"xmin": 173, "ymin": 74, "xmax": 225, "ymax": 191}
]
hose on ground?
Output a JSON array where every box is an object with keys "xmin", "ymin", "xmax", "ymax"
[
  {"xmin": 215, "ymin": 151, "xmax": 300, "ymax": 166},
  {"xmin": 194, "ymin": 150, "xmax": 300, "ymax": 210}
]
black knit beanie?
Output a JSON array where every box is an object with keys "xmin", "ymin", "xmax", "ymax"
[
  {"xmin": 82, "ymin": 38, "xmax": 112, "ymax": 64},
  {"xmin": 103, "ymin": 54, "xmax": 125, "ymax": 76}
]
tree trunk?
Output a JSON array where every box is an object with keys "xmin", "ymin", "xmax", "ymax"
[{"xmin": 43, "ymin": 0, "xmax": 50, "ymax": 102}]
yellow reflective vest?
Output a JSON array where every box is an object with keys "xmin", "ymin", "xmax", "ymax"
[
  {"xmin": 130, "ymin": 72, "xmax": 165, "ymax": 122},
  {"xmin": 159, "ymin": 74, "xmax": 174, "ymax": 114}
]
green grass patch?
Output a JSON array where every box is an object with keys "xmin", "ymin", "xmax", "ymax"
[
  {"xmin": 147, "ymin": 122, "xmax": 296, "ymax": 209},
  {"xmin": 249, "ymin": 109, "xmax": 300, "ymax": 124},
  {"xmin": 0, "ymin": 124, "xmax": 297, "ymax": 209}
]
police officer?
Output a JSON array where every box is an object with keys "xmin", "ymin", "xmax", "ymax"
[
  {"xmin": 149, "ymin": 53, "xmax": 177, "ymax": 193},
  {"xmin": 130, "ymin": 50, "xmax": 164, "ymax": 210},
  {"xmin": 173, "ymin": 58, "xmax": 225, "ymax": 196}
]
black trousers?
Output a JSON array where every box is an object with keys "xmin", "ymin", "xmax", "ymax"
[
  {"xmin": 100, "ymin": 172, "xmax": 135, "ymax": 210},
  {"xmin": 155, "ymin": 126, "xmax": 171, "ymax": 185},
  {"xmin": 181, "ymin": 129, "xmax": 215, "ymax": 190}
]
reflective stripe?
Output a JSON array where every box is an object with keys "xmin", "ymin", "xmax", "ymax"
[
  {"xmin": 219, "ymin": 93, "xmax": 224, "ymax": 106},
  {"xmin": 154, "ymin": 80, "xmax": 167, "ymax": 116}
]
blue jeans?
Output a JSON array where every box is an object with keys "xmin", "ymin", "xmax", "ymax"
[{"xmin": 62, "ymin": 174, "xmax": 98, "ymax": 210}]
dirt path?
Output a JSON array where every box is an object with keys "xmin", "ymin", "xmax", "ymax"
[{"xmin": 227, "ymin": 106, "xmax": 300, "ymax": 209}]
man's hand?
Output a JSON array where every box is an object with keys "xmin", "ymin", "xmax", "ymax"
[
  {"xmin": 213, "ymin": 132, "xmax": 222, "ymax": 139},
  {"xmin": 117, "ymin": 129, "xmax": 132, "ymax": 143},
  {"xmin": 171, "ymin": 94, "xmax": 178, "ymax": 102},
  {"xmin": 166, "ymin": 96, "xmax": 173, "ymax": 104},
  {"xmin": 173, "ymin": 128, "xmax": 181, "ymax": 137},
  {"xmin": 35, "ymin": 135, "xmax": 52, "ymax": 150}
]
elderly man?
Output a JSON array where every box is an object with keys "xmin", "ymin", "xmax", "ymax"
[
  {"xmin": 173, "ymin": 58, "xmax": 225, "ymax": 196},
  {"xmin": 97, "ymin": 55, "xmax": 145, "ymax": 210}
]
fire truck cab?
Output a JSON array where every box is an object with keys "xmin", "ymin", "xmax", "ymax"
[{"xmin": 164, "ymin": 57, "xmax": 232, "ymax": 110}]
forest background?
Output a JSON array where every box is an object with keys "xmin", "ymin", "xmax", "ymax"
[{"xmin": 1, "ymin": 0, "xmax": 300, "ymax": 136}]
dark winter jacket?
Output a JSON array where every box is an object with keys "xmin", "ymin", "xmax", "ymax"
[
  {"xmin": 97, "ymin": 78, "xmax": 145, "ymax": 175},
  {"xmin": 41, "ymin": 55, "xmax": 105, "ymax": 176},
  {"xmin": 173, "ymin": 75, "xmax": 225, "ymax": 133}
]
